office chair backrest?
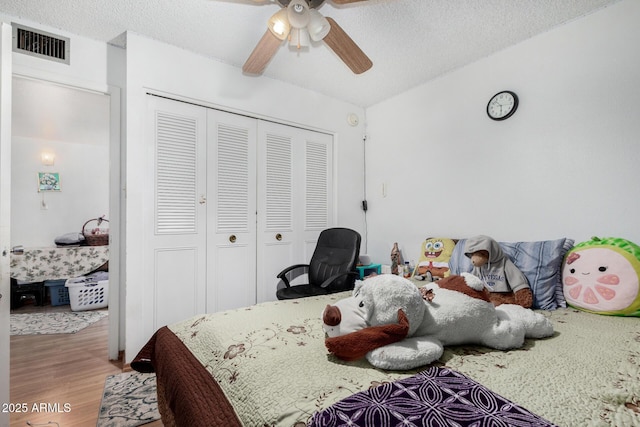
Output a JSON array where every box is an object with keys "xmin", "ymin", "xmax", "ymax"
[{"xmin": 308, "ymin": 228, "xmax": 361, "ymax": 292}]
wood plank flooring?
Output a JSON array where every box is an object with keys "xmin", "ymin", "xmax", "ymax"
[{"xmin": 10, "ymin": 303, "xmax": 163, "ymax": 427}]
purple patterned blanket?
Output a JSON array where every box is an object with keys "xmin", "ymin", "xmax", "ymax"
[{"xmin": 308, "ymin": 366, "xmax": 557, "ymax": 427}]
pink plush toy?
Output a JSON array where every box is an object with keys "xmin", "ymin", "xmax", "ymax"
[{"xmin": 562, "ymin": 237, "xmax": 640, "ymax": 317}]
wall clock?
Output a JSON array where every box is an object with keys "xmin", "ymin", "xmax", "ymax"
[{"xmin": 486, "ymin": 90, "xmax": 519, "ymax": 121}]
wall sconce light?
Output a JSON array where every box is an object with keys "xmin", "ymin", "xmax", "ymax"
[{"xmin": 41, "ymin": 151, "xmax": 55, "ymax": 166}]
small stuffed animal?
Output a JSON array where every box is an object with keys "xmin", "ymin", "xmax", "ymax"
[
  {"xmin": 322, "ymin": 274, "xmax": 554, "ymax": 370},
  {"xmin": 464, "ymin": 235, "xmax": 533, "ymax": 308}
]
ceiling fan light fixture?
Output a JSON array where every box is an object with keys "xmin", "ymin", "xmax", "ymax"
[
  {"xmin": 268, "ymin": 8, "xmax": 291, "ymax": 40},
  {"xmin": 287, "ymin": 0, "xmax": 310, "ymax": 29},
  {"xmin": 289, "ymin": 27, "xmax": 310, "ymax": 48},
  {"xmin": 245, "ymin": 1, "xmax": 372, "ymax": 75},
  {"xmin": 307, "ymin": 9, "xmax": 331, "ymax": 41}
]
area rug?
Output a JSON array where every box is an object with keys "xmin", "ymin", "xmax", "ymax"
[
  {"xmin": 10, "ymin": 310, "xmax": 108, "ymax": 335},
  {"xmin": 97, "ymin": 371, "xmax": 160, "ymax": 427}
]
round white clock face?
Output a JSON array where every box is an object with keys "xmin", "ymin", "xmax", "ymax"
[{"xmin": 487, "ymin": 91, "xmax": 518, "ymax": 120}]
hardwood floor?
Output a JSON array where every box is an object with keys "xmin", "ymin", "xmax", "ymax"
[{"xmin": 10, "ymin": 302, "xmax": 163, "ymax": 427}]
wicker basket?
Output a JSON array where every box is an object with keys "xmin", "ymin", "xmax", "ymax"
[{"xmin": 82, "ymin": 216, "xmax": 109, "ymax": 246}]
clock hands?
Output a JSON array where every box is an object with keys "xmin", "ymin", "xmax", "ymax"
[{"xmin": 491, "ymin": 101, "xmax": 504, "ymax": 115}]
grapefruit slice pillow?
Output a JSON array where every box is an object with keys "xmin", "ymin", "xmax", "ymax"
[{"xmin": 562, "ymin": 237, "xmax": 640, "ymax": 317}]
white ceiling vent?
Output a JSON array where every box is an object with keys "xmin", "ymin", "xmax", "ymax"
[{"xmin": 12, "ymin": 24, "xmax": 70, "ymax": 65}]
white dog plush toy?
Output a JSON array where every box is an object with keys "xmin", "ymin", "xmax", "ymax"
[{"xmin": 322, "ymin": 273, "xmax": 554, "ymax": 370}]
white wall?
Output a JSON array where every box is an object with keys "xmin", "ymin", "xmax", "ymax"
[
  {"xmin": 11, "ymin": 79, "xmax": 110, "ymax": 248},
  {"xmin": 11, "ymin": 135, "xmax": 109, "ymax": 247},
  {"xmin": 123, "ymin": 33, "xmax": 366, "ymax": 362},
  {"xmin": 364, "ymin": 0, "xmax": 640, "ymax": 266}
]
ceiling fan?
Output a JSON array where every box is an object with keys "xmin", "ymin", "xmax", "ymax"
[{"xmin": 242, "ymin": 0, "xmax": 373, "ymax": 75}]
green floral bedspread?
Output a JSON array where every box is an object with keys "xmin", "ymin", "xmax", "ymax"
[{"xmin": 168, "ymin": 293, "xmax": 640, "ymax": 427}]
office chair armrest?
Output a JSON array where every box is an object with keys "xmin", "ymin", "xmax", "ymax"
[
  {"xmin": 277, "ymin": 264, "xmax": 310, "ymax": 288},
  {"xmin": 319, "ymin": 271, "xmax": 359, "ymax": 289}
]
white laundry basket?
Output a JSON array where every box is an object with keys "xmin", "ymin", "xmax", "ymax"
[{"xmin": 65, "ymin": 277, "xmax": 109, "ymax": 311}]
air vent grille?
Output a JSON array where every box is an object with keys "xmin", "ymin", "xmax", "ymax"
[{"xmin": 12, "ymin": 24, "xmax": 70, "ymax": 64}]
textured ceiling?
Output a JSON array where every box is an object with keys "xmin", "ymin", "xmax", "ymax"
[{"xmin": 0, "ymin": 0, "xmax": 621, "ymax": 107}]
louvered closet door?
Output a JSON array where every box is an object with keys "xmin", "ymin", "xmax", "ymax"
[
  {"xmin": 146, "ymin": 96, "xmax": 207, "ymax": 329},
  {"xmin": 206, "ymin": 109, "xmax": 257, "ymax": 312},
  {"xmin": 256, "ymin": 121, "xmax": 333, "ymax": 303}
]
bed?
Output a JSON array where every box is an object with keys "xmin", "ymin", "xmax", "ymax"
[
  {"xmin": 132, "ymin": 236, "xmax": 640, "ymax": 426},
  {"xmin": 132, "ymin": 289, "xmax": 640, "ymax": 426}
]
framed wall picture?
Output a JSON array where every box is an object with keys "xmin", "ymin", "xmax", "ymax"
[{"xmin": 37, "ymin": 172, "xmax": 61, "ymax": 192}]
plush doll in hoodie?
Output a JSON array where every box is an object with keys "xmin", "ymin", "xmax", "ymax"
[{"xmin": 464, "ymin": 235, "xmax": 534, "ymax": 308}]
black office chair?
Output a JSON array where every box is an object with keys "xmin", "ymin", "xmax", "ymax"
[{"xmin": 276, "ymin": 227, "xmax": 361, "ymax": 300}]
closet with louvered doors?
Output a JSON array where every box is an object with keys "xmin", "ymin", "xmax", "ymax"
[
  {"xmin": 147, "ymin": 96, "xmax": 208, "ymax": 330},
  {"xmin": 148, "ymin": 96, "xmax": 334, "ymax": 321},
  {"xmin": 207, "ymin": 111, "xmax": 334, "ymax": 311},
  {"xmin": 255, "ymin": 121, "xmax": 333, "ymax": 304},
  {"xmin": 206, "ymin": 109, "xmax": 257, "ymax": 312}
]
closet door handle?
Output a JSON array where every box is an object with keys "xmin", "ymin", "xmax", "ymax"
[
  {"xmin": 275, "ymin": 233, "xmax": 282, "ymax": 241},
  {"xmin": 229, "ymin": 235, "xmax": 237, "ymax": 243}
]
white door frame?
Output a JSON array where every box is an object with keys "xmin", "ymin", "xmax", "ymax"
[
  {"xmin": 0, "ymin": 21, "xmax": 13, "ymax": 427},
  {"xmin": 107, "ymin": 85, "xmax": 122, "ymax": 360}
]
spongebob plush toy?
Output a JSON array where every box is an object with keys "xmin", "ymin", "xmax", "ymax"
[{"xmin": 414, "ymin": 237, "xmax": 456, "ymax": 281}]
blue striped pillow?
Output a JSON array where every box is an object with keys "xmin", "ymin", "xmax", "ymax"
[
  {"xmin": 449, "ymin": 238, "xmax": 571, "ymax": 310},
  {"xmin": 554, "ymin": 238, "xmax": 574, "ymax": 308}
]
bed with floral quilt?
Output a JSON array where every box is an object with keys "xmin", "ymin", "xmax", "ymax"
[{"xmin": 132, "ymin": 288, "xmax": 640, "ymax": 427}]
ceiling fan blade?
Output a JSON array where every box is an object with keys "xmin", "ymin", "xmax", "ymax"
[
  {"xmin": 331, "ymin": 0, "xmax": 370, "ymax": 4},
  {"xmin": 323, "ymin": 17, "xmax": 372, "ymax": 74},
  {"xmin": 242, "ymin": 29, "xmax": 283, "ymax": 74}
]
